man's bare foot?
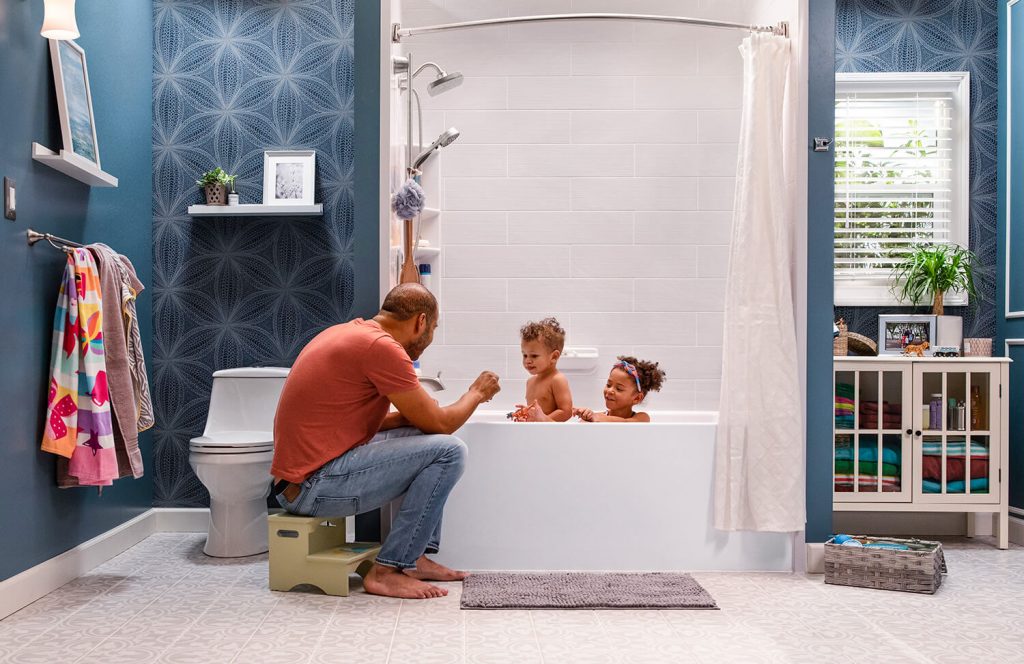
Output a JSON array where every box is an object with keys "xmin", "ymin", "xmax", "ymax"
[
  {"xmin": 403, "ymin": 555, "xmax": 470, "ymax": 582},
  {"xmin": 363, "ymin": 563, "xmax": 448, "ymax": 599}
]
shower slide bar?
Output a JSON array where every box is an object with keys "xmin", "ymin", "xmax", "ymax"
[
  {"xmin": 392, "ymin": 13, "xmax": 789, "ymax": 42},
  {"xmin": 26, "ymin": 229, "xmax": 83, "ymax": 253}
]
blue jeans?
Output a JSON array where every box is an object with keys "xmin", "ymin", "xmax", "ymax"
[{"xmin": 277, "ymin": 427, "xmax": 467, "ymax": 570}]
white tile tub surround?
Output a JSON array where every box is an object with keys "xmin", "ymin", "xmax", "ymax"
[{"xmin": 401, "ymin": 0, "xmax": 754, "ymax": 410}]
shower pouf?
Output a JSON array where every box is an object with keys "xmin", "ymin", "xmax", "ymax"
[{"xmin": 392, "ymin": 178, "xmax": 426, "ymax": 220}]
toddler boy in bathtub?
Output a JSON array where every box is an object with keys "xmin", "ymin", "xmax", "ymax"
[
  {"xmin": 573, "ymin": 356, "xmax": 666, "ymax": 423},
  {"xmin": 516, "ymin": 317, "xmax": 573, "ymax": 422}
]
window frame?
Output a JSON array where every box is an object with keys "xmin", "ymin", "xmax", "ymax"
[{"xmin": 834, "ymin": 71, "xmax": 971, "ymax": 307}]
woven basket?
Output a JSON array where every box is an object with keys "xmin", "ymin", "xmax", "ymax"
[
  {"xmin": 824, "ymin": 536, "xmax": 946, "ymax": 594},
  {"xmin": 964, "ymin": 338, "xmax": 993, "ymax": 357},
  {"xmin": 833, "ymin": 319, "xmax": 848, "ymax": 357},
  {"xmin": 847, "ymin": 332, "xmax": 877, "ymax": 356}
]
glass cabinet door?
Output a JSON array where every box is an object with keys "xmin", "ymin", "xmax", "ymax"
[
  {"xmin": 913, "ymin": 365, "xmax": 999, "ymax": 504},
  {"xmin": 834, "ymin": 365, "xmax": 913, "ymax": 503}
]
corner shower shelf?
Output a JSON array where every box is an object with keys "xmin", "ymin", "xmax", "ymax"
[
  {"xmin": 31, "ymin": 143, "xmax": 118, "ymax": 187},
  {"xmin": 187, "ymin": 203, "xmax": 323, "ymax": 216},
  {"xmin": 421, "ymin": 207, "xmax": 440, "ymax": 221}
]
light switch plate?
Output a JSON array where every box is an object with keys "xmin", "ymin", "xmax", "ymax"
[{"xmin": 3, "ymin": 177, "xmax": 14, "ymax": 221}]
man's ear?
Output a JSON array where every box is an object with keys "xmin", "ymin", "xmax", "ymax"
[{"xmin": 415, "ymin": 312, "xmax": 428, "ymax": 334}]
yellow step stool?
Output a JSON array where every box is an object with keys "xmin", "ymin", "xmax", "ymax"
[{"xmin": 268, "ymin": 512, "xmax": 381, "ymax": 597}]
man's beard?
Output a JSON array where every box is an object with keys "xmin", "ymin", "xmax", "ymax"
[{"xmin": 406, "ymin": 330, "xmax": 431, "ymax": 361}]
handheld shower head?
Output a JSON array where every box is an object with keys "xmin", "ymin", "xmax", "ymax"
[{"xmin": 412, "ymin": 127, "xmax": 461, "ymax": 171}]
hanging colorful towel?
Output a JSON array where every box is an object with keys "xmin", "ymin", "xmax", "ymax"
[{"xmin": 40, "ymin": 248, "xmax": 117, "ymax": 486}]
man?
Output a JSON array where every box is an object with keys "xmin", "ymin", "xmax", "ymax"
[{"xmin": 272, "ymin": 284, "xmax": 500, "ymax": 599}]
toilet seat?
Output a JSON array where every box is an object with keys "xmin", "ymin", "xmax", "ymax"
[{"xmin": 190, "ymin": 430, "xmax": 274, "ymax": 454}]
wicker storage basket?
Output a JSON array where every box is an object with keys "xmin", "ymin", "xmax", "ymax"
[
  {"xmin": 824, "ymin": 536, "xmax": 946, "ymax": 594},
  {"xmin": 833, "ymin": 319, "xmax": 848, "ymax": 357},
  {"xmin": 847, "ymin": 332, "xmax": 877, "ymax": 356}
]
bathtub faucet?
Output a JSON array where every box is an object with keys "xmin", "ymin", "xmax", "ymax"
[{"xmin": 419, "ymin": 372, "xmax": 445, "ymax": 392}]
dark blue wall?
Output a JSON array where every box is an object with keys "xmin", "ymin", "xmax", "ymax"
[
  {"xmin": 151, "ymin": 0, "xmax": 379, "ymax": 506},
  {"xmin": 808, "ymin": 0, "xmax": 837, "ymax": 544},
  {"xmin": 0, "ymin": 1, "xmax": 153, "ymax": 581},
  {"xmin": 834, "ymin": 0, "xmax": 999, "ymax": 342},
  {"xmin": 998, "ymin": 0, "xmax": 1024, "ymax": 511}
]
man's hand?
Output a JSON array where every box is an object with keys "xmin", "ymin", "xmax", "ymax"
[{"xmin": 469, "ymin": 371, "xmax": 500, "ymax": 403}]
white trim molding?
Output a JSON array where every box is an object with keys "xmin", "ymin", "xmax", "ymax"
[
  {"xmin": 1007, "ymin": 0, "xmax": 1024, "ymax": 318},
  {"xmin": 0, "ymin": 508, "xmax": 209, "ymax": 620}
]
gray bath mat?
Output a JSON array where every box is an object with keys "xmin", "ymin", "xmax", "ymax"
[{"xmin": 460, "ymin": 572, "xmax": 718, "ymax": 610}]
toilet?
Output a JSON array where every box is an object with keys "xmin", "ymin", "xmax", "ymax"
[{"xmin": 189, "ymin": 367, "xmax": 290, "ymax": 557}]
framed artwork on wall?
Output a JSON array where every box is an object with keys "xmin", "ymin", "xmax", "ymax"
[
  {"xmin": 878, "ymin": 314, "xmax": 937, "ymax": 355},
  {"xmin": 262, "ymin": 150, "xmax": 316, "ymax": 205},
  {"xmin": 49, "ymin": 39, "xmax": 100, "ymax": 168}
]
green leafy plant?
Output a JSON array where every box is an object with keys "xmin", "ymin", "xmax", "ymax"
[
  {"xmin": 196, "ymin": 167, "xmax": 236, "ymax": 191},
  {"xmin": 889, "ymin": 243, "xmax": 978, "ymax": 315}
]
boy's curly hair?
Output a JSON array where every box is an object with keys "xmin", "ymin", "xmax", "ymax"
[
  {"xmin": 520, "ymin": 317, "xmax": 565, "ymax": 353},
  {"xmin": 617, "ymin": 355, "xmax": 666, "ymax": 394}
]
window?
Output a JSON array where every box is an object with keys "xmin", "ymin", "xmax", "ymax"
[{"xmin": 834, "ymin": 72, "xmax": 970, "ymax": 306}]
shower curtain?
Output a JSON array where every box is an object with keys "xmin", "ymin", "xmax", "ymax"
[{"xmin": 714, "ymin": 32, "xmax": 805, "ymax": 532}]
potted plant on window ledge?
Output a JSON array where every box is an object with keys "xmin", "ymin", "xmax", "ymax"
[{"xmin": 889, "ymin": 243, "xmax": 978, "ymax": 350}]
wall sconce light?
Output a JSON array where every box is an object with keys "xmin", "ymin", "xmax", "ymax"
[{"xmin": 41, "ymin": 0, "xmax": 80, "ymax": 40}]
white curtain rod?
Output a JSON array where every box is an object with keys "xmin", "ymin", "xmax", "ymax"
[{"xmin": 392, "ymin": 13, "xmax": 789, "ymax": 42}]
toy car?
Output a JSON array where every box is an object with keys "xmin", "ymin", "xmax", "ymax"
[{"xmin": 932, "ymin": 345, "xmax": 961, "ymax": 358}]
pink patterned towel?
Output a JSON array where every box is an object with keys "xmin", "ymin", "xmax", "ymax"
[{"xmin": 40, "ymin": 248, "xmax": 117, "ymax": 486}]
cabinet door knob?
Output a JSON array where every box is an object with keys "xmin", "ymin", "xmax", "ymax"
[
  {"xmin": 905, "ymin": 428, "xmax": 913, "ymax": 435},
  {"xmin": 915, "ymin": 430, "xmax": 922, "ymax": 437}
]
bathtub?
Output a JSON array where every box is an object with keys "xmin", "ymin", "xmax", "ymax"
[{"xmin": 433, "ymin": 411, "xmax": 795, "ymax": 572}]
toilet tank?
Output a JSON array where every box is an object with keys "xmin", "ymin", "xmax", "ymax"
[{"xmin": 204, "ymin": 367, "xmax": 290, "ymax": 434}]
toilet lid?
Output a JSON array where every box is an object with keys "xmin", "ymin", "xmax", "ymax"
[{"xmin": 189, "ymin": 431, "xmax": 274, "ymax": 453}]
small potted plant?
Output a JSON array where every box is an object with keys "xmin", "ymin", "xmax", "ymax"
[
  {"xmin": 196, "ymin": 168, "xmax": 236, "ymax": 206},
  {"xmin": 890, "ymin": 243, "xmax": 978, "ymax": 315}
]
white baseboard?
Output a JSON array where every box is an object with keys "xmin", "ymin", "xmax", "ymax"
[
  {"xmin": 1010, "ymin": 515, "xmax": 1024, "ymax": 546},
  {"xmin": 154, "ymin": 507, "xmax": 211, "ymax": 533},
  {"xmin": 0, "ymin": 508, "xmax": 211, "ymax": 621},
  {"xmin": 805, "ymin": 543, "xmax": 825, "ymax": 574}
]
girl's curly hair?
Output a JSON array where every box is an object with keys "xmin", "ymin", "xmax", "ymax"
[{"xmin": 617, "ymin": 355, "xmax": 666, "ymax": 394}]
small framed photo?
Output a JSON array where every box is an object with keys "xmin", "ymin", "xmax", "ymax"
[
  {"xmin": 49, "ymin": 39, "xmax": 101, "ymax": 168},
  {"xmin": 262, "ymin": 150, "xmax": 316, "ymax": 205},
  {"xmin": 878, "ymin": 315, "xmax": 937, "ymax": 355}
]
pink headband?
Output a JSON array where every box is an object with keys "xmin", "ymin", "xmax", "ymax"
[{"xmin": 616, "ymin": 360, "xmax": 642, "ymax": 392}]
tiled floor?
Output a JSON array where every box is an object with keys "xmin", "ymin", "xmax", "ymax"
[{"xmin": 1, "ymin": 534, "xmax": 1022, "ymax": 663}]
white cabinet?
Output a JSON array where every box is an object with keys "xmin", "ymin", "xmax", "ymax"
[{"xmin": 833, "ymin": 357, "xmax": 1010, "ymax": 548}]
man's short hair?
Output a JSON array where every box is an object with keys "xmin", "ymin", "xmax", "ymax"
[
  {"xmin": 380, "ymin": 283, "xmax": 438, "ymax": 323},
  {"xmin": 520, "ymin": 317, "xmax": 565, "ymax": 353}
]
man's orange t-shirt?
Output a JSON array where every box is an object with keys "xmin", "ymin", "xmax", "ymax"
[{"xmin": 271, "ymin": 319, "xmax": 420, "ymax": 483}]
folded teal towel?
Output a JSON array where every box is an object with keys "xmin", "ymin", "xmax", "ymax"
[
  {"xmin": 923, "ymin": 478, "xmax": 989, "ymax": 493},
  {"xmin": 834, "ymin": 446, "xmax": 900, "ymax": 465}
]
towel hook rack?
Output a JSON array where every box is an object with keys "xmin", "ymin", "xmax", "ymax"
[{"xmin": 26, "ymin": 229, "xmax": 83, "ymax": 253}]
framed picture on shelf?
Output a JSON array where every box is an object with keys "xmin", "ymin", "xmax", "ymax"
[
  {"xmin": 49, "ymin": 39, "xmax": 100, "ymax": 168},
  {"xmin": 262, "ymin": 150, "xmax": 315, "ymax": 205},
  {"xmin": 878, "ymin": 314, "xmax": 937, "ymax": 355}
]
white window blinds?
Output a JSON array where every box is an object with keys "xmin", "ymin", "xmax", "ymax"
[{"xmin": 834, "ymin": 73, "xmax": 970, "ymax": 306}]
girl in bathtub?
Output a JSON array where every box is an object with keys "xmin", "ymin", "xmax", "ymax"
[{"xmin": 526, "ymin": 356, "xmax": 665, "ymax": 422}]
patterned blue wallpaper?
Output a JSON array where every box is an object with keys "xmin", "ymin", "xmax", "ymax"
[
  {"xmin": 835, "ymin": 0, "xmax": 998, "ymax": 341},
  {"xmin": 152, "ymin": 0, "xmax": 356, "ymax": 506}
]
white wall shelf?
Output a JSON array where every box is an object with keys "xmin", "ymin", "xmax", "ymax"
[
  {"xmin": 31, "ymin": 143, "xmax": 118, "ymax": 187},
  {"xmin": 187, "ymin": 204, "xmax": 323, "ymax": 216},
  {"xmin": 421, "ymin": 207, "xmax": 440, "ymax": 221}
]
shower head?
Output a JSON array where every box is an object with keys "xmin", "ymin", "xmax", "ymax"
[
  {"xmin": 412, "ymin": 127, "xmax": 461, "ymax": 171},
  {"xmin": 427, "ymin": 70, "xmax": 464, "ymax": 96}
]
